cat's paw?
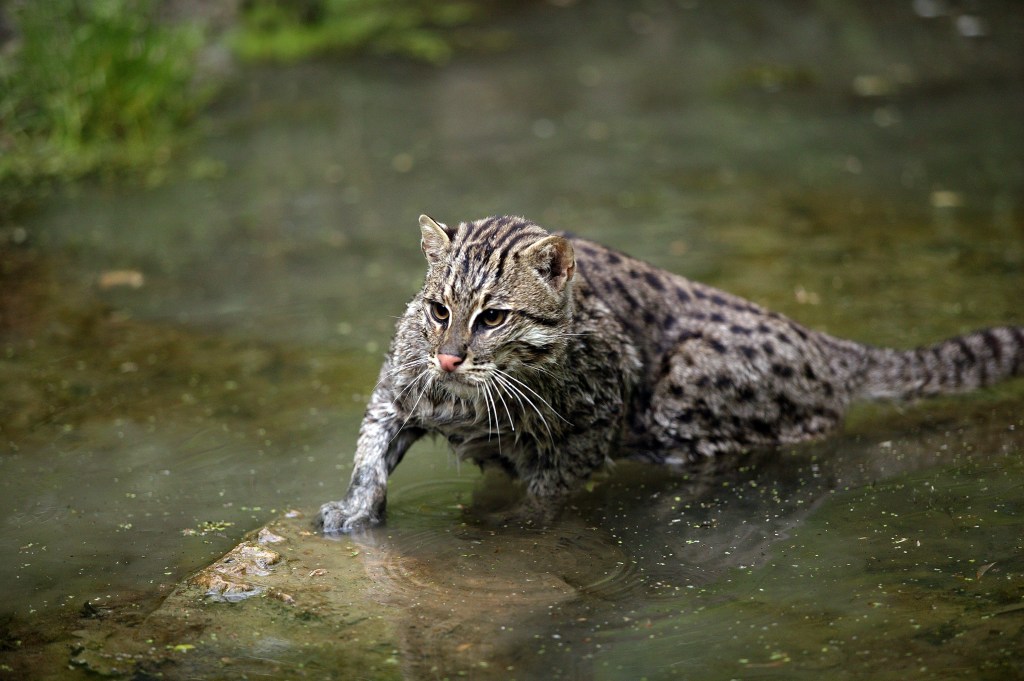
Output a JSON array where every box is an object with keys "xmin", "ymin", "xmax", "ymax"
[{"xmin": 316, "ymin": 499, "xmax": 381, "ymax": 534}]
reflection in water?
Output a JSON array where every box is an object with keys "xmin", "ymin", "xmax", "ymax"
[
  {"xmin": 1, "ymin": 0, "xmax": 1022, "ymax": 677},
  {"xmin": 341, "ymin": 401, "xmax": 1022, "ymax": 679}
]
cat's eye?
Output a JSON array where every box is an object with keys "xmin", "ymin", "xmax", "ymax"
[
  {"xmin": 429, "ymin": 301, "xmax": 450, "ymax": 324},
  {"xmin": 478, "ymin": 309, "xmax": 508, "ymax": 329}
]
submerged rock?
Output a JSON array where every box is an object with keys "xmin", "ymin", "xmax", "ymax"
[{"xmin": 64, "ymin": 516, "xmax": 403, "ymax": 679}]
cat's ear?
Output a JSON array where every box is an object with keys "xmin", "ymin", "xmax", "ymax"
[
  {"xmin": 523, "ymin": 235, "xmax": 576, "ymax": 291},
  {"xmin": 419, "ymin": 214, "xmax": 450, "ymax": 265}
]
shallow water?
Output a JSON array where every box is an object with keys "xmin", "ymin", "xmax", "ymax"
[{"xmin": 2, "ymin": 0, "xmax": 1023, "ymax": 678}]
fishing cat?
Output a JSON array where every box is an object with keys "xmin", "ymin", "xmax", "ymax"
[{"xmin": 318, "ymin": 215, "xmax": 1024, "ymax": 533}]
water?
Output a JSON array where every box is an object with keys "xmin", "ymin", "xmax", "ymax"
[{"xmin": 2, "ymin": 1, "xmax": 1022, "ymax": 678}]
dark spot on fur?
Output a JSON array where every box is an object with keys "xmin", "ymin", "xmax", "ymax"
[
  {"xmin": 775, "ymin": 393, "xmax": 798, "ymax": 415},
  {"xmin": 1011, "ymin": 328, "xmax": 1024, "ymax": 375},
  {"xmin": 611, "ymin": 277, "xmax": 640, "ymax": 309},
  {"xmin": 739, "ymin": 345, "xmax": 757, "ymax": 360},
  {"xmin": 772, "ymin": 363, "xmax": 795, "ymax": 379},
  {"xmin": 709, "ymin": 312, "xmax": 725, "ymax": 323},
  {"xmin": 803, "ymin": 363, "xmax": 817, "ymax": 381},
  {"xmin": 714, "ymin": 375, "xmax": 733, "ymax": 390},
  {"xmin": 669, "ymin": 384, "xmax": 684, "ymax": 397},
  {"xmin": 694, "ymin": 289, "xmax": 708, "ymax": 300},
  {"xmin": 676, "ymin": 287, "xmax": 691, "ymax": 303},
  {"xmin": 350, "ymin": 468, "xmax": 369, "ymax": 488},
  {"xmin": 762, "ymin": 341, "xmax": 776, "ymax": 356},
  {"xmin": 737, "ymin": 385, "xmax": 756, "ymax": 402},
  {"xmin": 643, "ymin": 271, "xmax": 665, "ymax": 291},
  {"xmin": 709, "ymin": 339, "xmax": 728, "ymax": 354},
  {"xmin": 955, "ymin": 338, "xmax": 976, "ymax": 365},
  {"xmin": 606, "ymin": 252, "xmax": 621, "ymax": 264},
  {"xmin": 729, "ymin": 324, "xmax": 752, "ymax": 335},
  {"xmin": 710, "ymin": 294, "xmax": 727, "ymax": 306},
  {"xmin": 776, "ymin": 332, "xmax": 792, "ymax": 345},
  {"xmin": 696, "ymin": 375, "xmax": 711, "ymax": 388},
  {"xmin": 693, "ymin": 399, "xmax": 714, "ymax": 420},
  {"xmin": 643, "ymin": 309, "xmax": 657, "ymax": 326},
  {"xmin": 981, "ymin": 329, "xmax": 1002, "ymax": 362}
]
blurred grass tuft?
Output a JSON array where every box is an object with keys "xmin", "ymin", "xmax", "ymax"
[
  {"xmin": 0, "ymin": 0, "xmax": 212, "ymax": 219},
  {"xmin": 231, "ymin": 0, "xmax": 481, "ymax": 64},
  {"xmin": 0, "ymin": 0, "xmax": 500, "ymax": 223}
]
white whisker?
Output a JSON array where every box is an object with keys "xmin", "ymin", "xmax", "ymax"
[
  {"xmin": 390, "ymin": 369, "xmax": 432, "ymax": 444},
  {"xmin": 477, "ymin": 383, "xmax": 489, "ymax": 435},
  {"xmin": 372, "ymin": 357, "xmax": 430, "ymax": 394},
  {"xmin": 488, "ymin": 375, "xmax": 516, "ymax": 432},
  {"xmin": 480, "ymin": 380, "xmax": 503, "ymax": 455},
  {"xmin": 494, "ymin": 368, "xmax": 571, "ymax": 425},
  {"xmin": 491, "ymin": 371, "xmax": 555, "ymax": 445},
  {"xmin": 390, "ymin": 365, "xmax": 430, "ymax": 403}
]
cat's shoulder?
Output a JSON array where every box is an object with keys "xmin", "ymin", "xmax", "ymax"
[{"xmin": 556, "ymin": 232, "xmax": 637, "ymax": 270}]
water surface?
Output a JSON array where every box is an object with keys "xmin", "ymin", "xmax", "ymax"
[{"xmin": 1, "ymin": 1, "xmax": 1022, "ymax": 678}]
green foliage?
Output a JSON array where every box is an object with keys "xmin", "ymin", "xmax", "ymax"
[
  {"xmin": 232, "ymin": 0, "xmax": 480, "ymax": 64},
  {"xmin": 0, "ymin": 0, "xmax": 211, "ymax": 217}
]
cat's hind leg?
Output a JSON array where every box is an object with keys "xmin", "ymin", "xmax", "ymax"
[{"xmin": 644, "ymin": 329, "xmax": 849, "ymax": 458}]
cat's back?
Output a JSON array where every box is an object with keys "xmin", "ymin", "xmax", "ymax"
[{"xmin": 565, "ymin": 234, "xmax": 768, "ymax": 328}]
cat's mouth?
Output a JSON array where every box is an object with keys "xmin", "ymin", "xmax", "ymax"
[{"xmin": 434, "ymin": 369, "xmax": 481, "ymax": 398}]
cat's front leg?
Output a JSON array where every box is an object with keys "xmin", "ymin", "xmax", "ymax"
[{"xmin": 318, "ymin": 401, "xmax": 423, "ymax": 533}]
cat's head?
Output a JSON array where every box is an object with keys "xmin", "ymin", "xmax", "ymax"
[{"xmin": 415, "ymin": 214, "xmax": 575, "ymax": 393}]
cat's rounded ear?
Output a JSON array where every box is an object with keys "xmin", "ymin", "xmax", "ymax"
[
  {"xmin": 523, "ymin": 235, "xmax": 575, "ymax": 291},
  {"xmin": 419, "ymin": 215, "xmax": 450, "ymax": 265}
]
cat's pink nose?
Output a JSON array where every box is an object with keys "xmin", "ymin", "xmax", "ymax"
[{"xmin": 437, "ymin": 354, "xmax": 464, "ymax": 373}]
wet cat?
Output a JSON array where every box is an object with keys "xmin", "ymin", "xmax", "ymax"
[{"xmin": 318, "ymin": 215, "xmax": 1024, "ymax": 533}]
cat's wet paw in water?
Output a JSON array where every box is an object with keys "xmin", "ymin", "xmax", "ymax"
[{"xmin": 317, "ymin": 499, "xmax": 382, "ymax": 534}]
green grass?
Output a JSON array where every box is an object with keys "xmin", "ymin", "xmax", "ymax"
[
  {"xmin": 0, "ymin": 0, "xmax": 211, "ymax": 218},
  {"xmin": 0, "ymin": 0, "xmax": 498, "ymax": 223},
  {"xmin": 231, "ymin": 0, "xmax": 481, "ymax": 64}
]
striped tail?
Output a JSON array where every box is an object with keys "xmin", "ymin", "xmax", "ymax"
[{"xmin": 859, "ymin": 326, "xmax": 1024, "ymax": 400}]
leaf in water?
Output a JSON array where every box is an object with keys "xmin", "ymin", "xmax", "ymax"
[{"xmin": 975, "ymin": 562, "xmax": 996, "ymax": 580}]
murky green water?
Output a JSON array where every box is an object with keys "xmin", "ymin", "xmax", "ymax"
[{"xmin": 2, "ymin": 1, "xmax": 1022, "ymax": 678}]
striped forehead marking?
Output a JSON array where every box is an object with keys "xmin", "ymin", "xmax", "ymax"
[{"xmin": 442, "ymin": 216, "xmax": 548, "ymax": 299}]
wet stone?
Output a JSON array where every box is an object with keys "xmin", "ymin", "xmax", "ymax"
[
  {"xmin": 65, "ymin": 516, "xmax": 404, "ymax": 680},
  {"xmin": 50, "ymin": 513, "xmax": 647, "ymax": 679}
]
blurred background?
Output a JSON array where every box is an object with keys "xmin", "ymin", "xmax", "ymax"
[{"xmin": 1, "ymin": 0, "xmax": 1022, "ymax": 677}]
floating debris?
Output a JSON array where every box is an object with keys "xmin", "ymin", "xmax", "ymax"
[{"xmin": 97, "ymin": 270, "xmax": 145, "ymax": 289}]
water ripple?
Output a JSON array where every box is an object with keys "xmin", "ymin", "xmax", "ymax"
[{"xmin": 360, "ymin": 522, "xmax": 644, "ymax": 607}]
